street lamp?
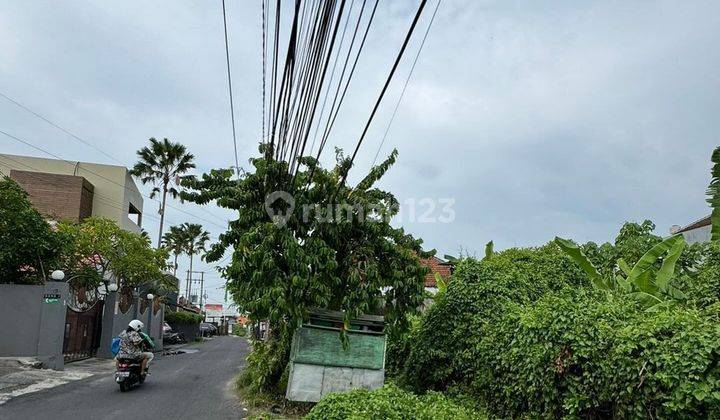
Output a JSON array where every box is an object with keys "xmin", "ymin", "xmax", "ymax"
[
  {"xmin": 51, "ymin": 270, "xmax": 65, "ymax": 281},
  {"xmin": 146, "ymin": 293, "xmax": 154, "ymax": 300}
]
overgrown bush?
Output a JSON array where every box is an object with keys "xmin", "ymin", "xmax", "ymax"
[
  {"xmin": 165, "ymin": 311, "xmax": 203, "ymax": 325},
  {"xmin": 684, "ymin": 242, "xmax": 720, "ymax": 308},
  {"xmin": 475, "ymin": 290, "xmax": 720, "ymax": 418},
  {"xmin": 401, "ymin": 244, "xmax": 589, "ymax": 391},
  {"xmin": 305, "ymin": 384, "xmax": 485, "ymax": 420},
  {"xmin": 397, "ymin": 221, "xmax": 720, "ymax": 418}
]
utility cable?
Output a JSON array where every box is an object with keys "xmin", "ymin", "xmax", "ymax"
[{"xmin": 372, "ymin": 0, "xmax": 441, "ymax": 166}]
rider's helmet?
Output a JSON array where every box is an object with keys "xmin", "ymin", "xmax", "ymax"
[{"xmin": 128, "ymin": 319, "xmax": 144, "ymax": 332}]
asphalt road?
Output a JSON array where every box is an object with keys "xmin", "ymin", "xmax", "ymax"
[{"xmin": 0, "ymin": 336, "xmax": 250, "ymax": 420}]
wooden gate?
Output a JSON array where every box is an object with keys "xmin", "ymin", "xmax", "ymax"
[{"xmin": 63, "ymin": 299, "xmax": 104, "ymax": 363}]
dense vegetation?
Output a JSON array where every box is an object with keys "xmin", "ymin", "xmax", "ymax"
[
  {"xmin": 305, "ymin": 384, "xmax": 485, "ymax": 420},
  {"xmin": 181, "ymin": 145, "xmax": 429, "ymax": 395},
  {"xmin": 391, "ymin": 221, "xmax": 720, "ymax": 418},
  {"xmin": 165, "ymin": 311, "xmax": 203, "ymax": 325}
]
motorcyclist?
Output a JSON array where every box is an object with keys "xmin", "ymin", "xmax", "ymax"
[{"xmin": 117, "ymin": 319, "xmax": 154, "ymax": 375}]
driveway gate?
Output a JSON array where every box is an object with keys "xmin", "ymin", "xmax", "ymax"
[{"xmin": 62, "ymin": 283, "xmax": 105, "ymax": 363}]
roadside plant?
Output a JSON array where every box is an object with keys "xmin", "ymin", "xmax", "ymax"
[
  {"xmin": 0, "ymin": 176, "xmax": 66, "ymax": 284},
  {"xmin": 57, "ymin": 217, "xmax": 169, "ymax": 289},
  {"xmin": 131, "ymin": 137, "xmax": 195, "ymax": 248}
]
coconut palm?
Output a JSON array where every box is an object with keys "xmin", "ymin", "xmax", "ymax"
[
  {"xmin": 130, "ymin": 137, "xmax": 195, "ymax": 248},
  {"xmin": 162, "ymin": 225, "xmax": 186, "ymax": 277},
  {"xmin": 181, "ymin": 222, "xmax": 210, "ymax": 300}
]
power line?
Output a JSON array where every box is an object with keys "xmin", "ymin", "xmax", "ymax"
[
  {"xmin": 0, "ymin": 92, "xmax": 125, "ymax": 166},
  {"xmin": 221, "ymin": 0, "xmax": 241, "ymax": 179},
  {"xmin": 372, "ymin": 0, "xmax": 441, "ymax": 166},
  {"xmin": 0, "ymin": 129, "xmax": 228, "ymax": 230},
  {"xmin": 0, "ymin": 91, "xmax": 229, "ymax": 226},
  {"xmin": 340, "ymin": 0, "xmax": 429, "ymax": 187}
]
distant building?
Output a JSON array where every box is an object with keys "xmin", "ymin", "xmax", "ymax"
[
  {"xmin": 0, "ymin": 154, "xmax": 143, "ymax": 233},
  {"xmin": 671, "ymin": 215, "xmax": 711, "ymax": 245},
  {"xmin": 419, "ymin": 255, "xmax": 454, "ymax": 293}
]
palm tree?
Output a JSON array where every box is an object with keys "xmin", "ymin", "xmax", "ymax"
[
  {"xmin": 162, "ymin": 225, "xmax": 186, "ymax": 277},
  {"xmin": 130, "ymin": 137, "xmax": 195, "ymax": 248},
  {"xmin": 182, "ymin": 222, "xmax": 209, "ymax": 300}
]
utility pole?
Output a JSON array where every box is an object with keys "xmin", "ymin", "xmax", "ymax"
[
  {"xmin": 186, "ymin": 270, "xmax": 205, "ymax": 306},
  {"xmin": 199, "ymin": 271, "xmax": 205, "ymax": 310}
]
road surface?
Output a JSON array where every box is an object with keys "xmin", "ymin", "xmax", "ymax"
[{"xmin": 0, "ymin": 336, "xmax": 249, "ymax": 420}]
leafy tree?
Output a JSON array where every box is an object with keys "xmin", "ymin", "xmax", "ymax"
[
  {"xmin": 130, "ymin": 137, "xmax": 195, "ymax": 248},
  {"xmin": 181, "ymin": 145, "xmax": 429, "ymax": 393},
  {"xmin": 162, "ymin": 225, "xmax": 186, "ymax": 277},
  {"xmin": 0, "ymin": 176, "xmax": 65, "ymax": 284},
  {"xmin": 179, "ymin": 222, "xmax": 209, "ymax": 298},
  {"xmin": 57, "ymin": 217, "xmax": 169, "ymax": 289}
]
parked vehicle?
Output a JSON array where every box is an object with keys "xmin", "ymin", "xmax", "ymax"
[
  {"xmin": 199, "ymin": 322, "xmax": 217, "ymax": 336},
  {"xmin": 162, "ymin": 323, "xmax": 186, "ymax": 344},
  {"xmin": 115, "ymin": 357, "xmax": 146, "ymax": 392},
  {"xmin": 163, "ymin": 331, "xmax": 186, "ymax": 344}
]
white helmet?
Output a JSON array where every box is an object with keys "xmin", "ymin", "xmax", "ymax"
[{"xmin": 128, "ymin": 319, "xmax": 144, "ymax": 332}]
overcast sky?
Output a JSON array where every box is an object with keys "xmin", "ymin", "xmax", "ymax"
[{"xmin": 2, "ymin": 1, "xmax": 719, "ymax": 303}]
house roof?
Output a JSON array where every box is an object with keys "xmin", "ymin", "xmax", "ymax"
[
  {"xmin": 420, "ymin": 255, "xmax": 453, "ymax": 288},
  {"xmin": 676, "ymin": 215, "xmax": 711, "ymax": 233}
]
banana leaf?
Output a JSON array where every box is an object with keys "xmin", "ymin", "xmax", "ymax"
[
  {"xmin": 615, "ymin": 274, "xmax": 632, "ymax": 292},
  {"xmin": 555, "ymin": 237, "xmax": 608, "ymax": 290},
  {"xmin": 627, "ymin": 235, "xmax": 684, "ymax": 285},
  {"xmin": 627, "ymin": 290, "xmax": 664, "ymax": 308},
  {"xmin": 655, "ymin": 235, "xmax": 686, "ymax": 291},
  {"xmin": 617, "ymin": 258, "xmax": 632, "ymax": 276}
]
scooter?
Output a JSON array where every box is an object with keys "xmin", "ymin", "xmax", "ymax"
[{"xmin": 115, "ymin": 357, "xmax": 146, "ymax": 392}]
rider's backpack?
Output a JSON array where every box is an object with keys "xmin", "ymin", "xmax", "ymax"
[{"xmin": 110, "ymin": 337, "xmax": 121, "ymax": 356}]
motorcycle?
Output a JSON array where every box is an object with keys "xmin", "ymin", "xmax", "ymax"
[
  {"xmin": 163, "ymin": 331, "xmax": 186, "ymax": 345},
  {"xmin": 115, "ymin": 357, "xmax": 146, "ymax": 392},
  {"xmin": 115, "ymin": 337, "xmax": 153, "ymax": 392}
]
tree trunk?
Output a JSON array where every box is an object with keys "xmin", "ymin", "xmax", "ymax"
[
  {"xmin": 157, "ymin": 183, "xmax": 169, "ymax": 249},
  {"xmin": 186, "ymin": 251, "xmax": 194, "ymax": 300},
  {"xmin": 173, "ymin": 252, "xmax": 179, "ymax": 277}
]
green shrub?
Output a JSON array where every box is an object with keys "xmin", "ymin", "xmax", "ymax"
[
  {"xmin": 474, "ymin": 290, "xmax": 720, "ymax": 418},
  {"xmin": 165, "ymin": 311, "xmax": 203, "ymax": 325},
  {"xmin": 398, "ymin": 235, "xmax": 720, "ymax": 418},
  {"xmin": 305, "ymin": 384, "xmax": 485, "ymax": 420},
  {"xmin": 402, "ymin": 244, "xmax": 589, "ymax": 391}
]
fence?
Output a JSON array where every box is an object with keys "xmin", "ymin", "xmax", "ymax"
[{"xmin": 0, "ymin": 282, "xmax": 69, "ymax": 370}]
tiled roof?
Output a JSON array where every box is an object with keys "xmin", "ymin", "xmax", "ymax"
[
  {"xmin": 677, "ymin": 215, "xmax": 711, "ymax": 233},
  {"xmin": 420, "ymin": 256, "xmax": 453, "ymax": 288}
]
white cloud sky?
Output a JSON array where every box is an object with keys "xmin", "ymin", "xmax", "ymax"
[{"xmin": 2, "ymin": 0, "xmax": 719, "ymax": 302}]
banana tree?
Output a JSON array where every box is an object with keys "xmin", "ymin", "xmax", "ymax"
[{"xmin": 555, "ymin": 235, "xmax": 688, "ymax": 309}]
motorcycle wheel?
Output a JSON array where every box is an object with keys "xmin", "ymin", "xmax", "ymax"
[{"xmin": 119, "ymin": 382, "xmax": 129, "ymax": 392}]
